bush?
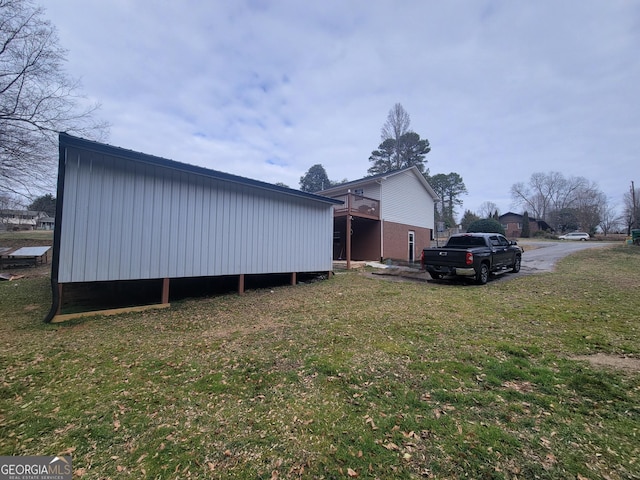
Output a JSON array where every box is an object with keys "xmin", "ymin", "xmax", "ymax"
[{"xmin": 466, "ymin": 218, "xmax": 505, "ymax": 235}]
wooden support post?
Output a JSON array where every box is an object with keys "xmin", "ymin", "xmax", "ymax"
[
  {"xmin": 57, "ymin": 283, "xmax": 63, "ymax": 315},
  {"xmin": 238, "ymin": 274, "xmax": 245, "ymax": 294},
  {"xmin": 346, "ymin": 192, "xmax": 352, "ymax": 270},
  {"xmin": 291, "ymin": 272, "xmax": 297, "ymax": 285},
  {"xmin": 161, "ymin": 278, "xmax": 170, "ymax": 304}
]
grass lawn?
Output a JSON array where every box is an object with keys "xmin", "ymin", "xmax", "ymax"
[{"xmin": 1, "ymin": 244, "xmax": 639, "ymax": 479}]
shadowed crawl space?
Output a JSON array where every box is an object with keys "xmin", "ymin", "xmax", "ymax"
[{"xmin": 58, "ymin": 273, "xmax": 328, "ymax": 314}]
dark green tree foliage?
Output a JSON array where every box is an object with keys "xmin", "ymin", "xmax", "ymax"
[
  {"xmin": 460, "ymin": 210, "xmax": 480, "ymax": 232},
  {"xmin": 368, "ymin": 103, "xmax": 430, "ymax": 175},
  {"xmin": 467, "ymin": 218, "xmax": 505, "ymax": 235},
  {"xmin": 521, "ymin": 211, "xmax": 531, "ymax": 238},
  {"xmin": 299, "ymin": 164, "xmax": 331, "ymax": 193},
  {"xmin": 368, "ymin": 132, "xmax": 430, "ymax": 175},
  {"xmin": 28, "ymin": 193, "xmax": 56, "ymax": 216},
  {"xmin": 428, "ymin": 172, "xmax": 467, "ymax": 227}
]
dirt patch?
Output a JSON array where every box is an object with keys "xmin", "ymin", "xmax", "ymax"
[
  {"xmin": 0, "ymin": 262, "xmax": 51, "ymax": 279},
  {"xmin": 573, "ymin": 354, "xmax": 640, "ymax": 373}
]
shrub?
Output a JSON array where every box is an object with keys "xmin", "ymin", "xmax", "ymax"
[{"xmin": 467, "ymin": 218, "xmax": 505, "ymax": 235}]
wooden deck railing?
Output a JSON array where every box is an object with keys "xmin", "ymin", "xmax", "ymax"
[{"xmin": 331, "ymin": 194, "xmax": 380, "ymax": 220}]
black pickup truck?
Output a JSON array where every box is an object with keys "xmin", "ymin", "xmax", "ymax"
[{"xmin": 420, "ymin": 233, "xmax": 523, "ymax": 284}]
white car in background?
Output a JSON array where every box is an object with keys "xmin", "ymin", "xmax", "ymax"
[{"xmin": 558, "ymin": 232, "xmax": 590, "ymax": 241}]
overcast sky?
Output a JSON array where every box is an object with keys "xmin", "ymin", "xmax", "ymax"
[{"xmin": 44, "ymin": 1, "xmax": 639, "ymax": 217}]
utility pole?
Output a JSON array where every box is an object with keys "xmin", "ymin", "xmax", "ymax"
[{"xmin": 632, "ymin": 181, "xmax": 637, "ymax": 229}]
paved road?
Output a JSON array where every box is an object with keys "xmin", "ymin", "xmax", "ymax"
[{"xmin": 517, "ymin": 240, "xmax": 615, "ymax": 275}]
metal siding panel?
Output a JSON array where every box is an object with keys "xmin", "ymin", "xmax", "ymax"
[
  {"xmin": 71, "ymin": 155, "xmax": 92, "ymax": 282},
  {"xmin": 149, "ymin": 168, "xmax": 165, "ymax": 278},
  {"xmin": 206, "ymin": 181, "xmax": 219, "ymax": 274},
  {"xmin": 95, "ymin": 157, "xmax": 114, "ymax": 281},
  {"xmin": 58, "ymin": 151, "xmax": 79, "ymax": 282},
  {"xmin": 58, "ymin": 146, "xmax": 337, "ymax": 282},
  {"xmin": 139, "ymin": 164, "xmax": 155, "ymax": 278},
  {"xmin": 197, "ymin": 176, "xmax": 210, "ymax": 277},
  {"xmin": 129, "ymin": 163, "xmax": 145, "ymax": 279},
  {"xmin": 84, "ymin": 155, "xmax": 105, "ymax": 281},
  {"xmin": 105, "ymin": 159, "xmax": 123, "ymax": 279},
  {"xmin": 213, "ymin": 185, "xmax": 224, "ymax": 275},
  {"xmin": 160, "ymin": 173, "xmax": 174, "ymax": 277}
]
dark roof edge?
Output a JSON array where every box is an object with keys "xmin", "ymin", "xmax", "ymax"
[{"xmin": 58, "ymin": 133, "xmax": 342, "ymax": 205}]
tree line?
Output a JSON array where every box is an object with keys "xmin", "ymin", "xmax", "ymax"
[{"xmin": 301, "ymin": 101, "xmax": 637, "ymax": 236}]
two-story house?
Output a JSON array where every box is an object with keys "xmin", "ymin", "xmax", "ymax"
[{"xmin": 320, "ymin": 166, "xmax": 438, "ymax": 264}]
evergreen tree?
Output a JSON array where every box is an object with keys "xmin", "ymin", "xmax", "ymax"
[
  {"xmin": 521, "ymin": 211, "xmax": 531, "ymax": 238},
  {"xmin": 299, "ymin": 164, "xmax": 331, "ymax": 192}
]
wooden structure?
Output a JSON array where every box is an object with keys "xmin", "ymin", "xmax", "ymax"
[{"xmin": 0, "ymin": 246, "xmax": 51, "ymax": 269}]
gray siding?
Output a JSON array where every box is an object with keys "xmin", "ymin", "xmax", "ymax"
[{"xmin": 58, "ymin": 147, "xmax": 334, "ymax": 283}]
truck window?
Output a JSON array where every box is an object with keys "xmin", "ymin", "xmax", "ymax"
[
  {"xmin": 447, "ymin": 236, "xmax": 486, "ymax": 247},
  {"xmin": 489, "ymin": 236, "xmax": 501, "ymax": 246}
]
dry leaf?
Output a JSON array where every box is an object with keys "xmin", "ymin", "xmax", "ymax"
[
  {"xmin": 113, "ymin": 419, "xmax": 121, "ymax": 431},
  {"xmin": 384, "ymin": 442, "xmax": 399, "ymax": 451},
  {"xmin": 347, "ymin": 467, "xmax": 358, "ymax": 477},
  {"xmin": 59, "ymin": 446, "xmax": 76, "ymax": 456}
]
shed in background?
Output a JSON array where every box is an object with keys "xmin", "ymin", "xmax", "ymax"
[{"xmin": 45, "ymin": 133, "xmax": 341, "ymax": 322}]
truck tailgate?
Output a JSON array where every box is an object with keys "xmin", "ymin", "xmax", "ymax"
[{"xmin": 422, "ymin": 248, "xmax": 469, "ymax": 267}]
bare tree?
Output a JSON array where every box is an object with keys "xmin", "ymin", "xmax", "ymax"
[
  {"xmin": 1, "ymin": 0, "xmax": 108, "ymax": 198},
  {"xmin": 477, "ymin": 201, "xmax": 498, "ymax": 219},
  {"xmin": 511, "ymin": 172, "xmax": 604, "ymax": 232},
  {"xmin": 598, "ymin": 199, "xmax": 621, "ymax": 236},
  {"xmin": 369, "ymin": 103, "xmax": 430, "ymax": 175},
  {"xmin": 381, "ymin": 103, "xmax": 411, "ymax": 143}
]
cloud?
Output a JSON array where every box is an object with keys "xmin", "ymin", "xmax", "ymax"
[{"xmin": 44, "ymin": 0, "xmax": 640, "ymax": 216}]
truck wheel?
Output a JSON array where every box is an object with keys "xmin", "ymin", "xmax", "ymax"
[
  {"xmin": 511, "ymin": 256, "xmax": 521, "ymax": 273},
  {"xmin": 476, "ymin": 264, "xmax": 489, "ymax": 285},
  {"xmin": 430, "ymin": 272, "xmax": 444, "ymax": 280}
]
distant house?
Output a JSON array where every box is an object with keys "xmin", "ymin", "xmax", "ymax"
[
  {"xmin": 319, "ymin": 166, "xmax": 438, "ymax": 263},
  {"xmin": 45, "ymin": 133, "xmax": 342, "ymax": 322},
  {"xmin": 499, "ymin": 212, "xmax": 552, "ymax": 238},
  {"xmin": 38, "ymin": 217, "xmax": 55, "ymax": 230},
  {"xmin": 0, "ymin": 209, "xmax": 46, "ymax": 231}
]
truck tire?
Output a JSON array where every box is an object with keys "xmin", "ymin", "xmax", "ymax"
[
  {"xmin": 475, "ymin": 263, "xmax": 489, "ymax": 285},
  {"xmin": 511, "ymin": 255, "xmax": 521, "ymax": 273},
  {"xmin": 429, "ymin": 272, "xmax": 444, "ymax": 280}
]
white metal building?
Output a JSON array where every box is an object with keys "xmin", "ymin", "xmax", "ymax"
[{"xmin": 45, "ymin": 133, "xmax": 341, "ymax": 322}]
